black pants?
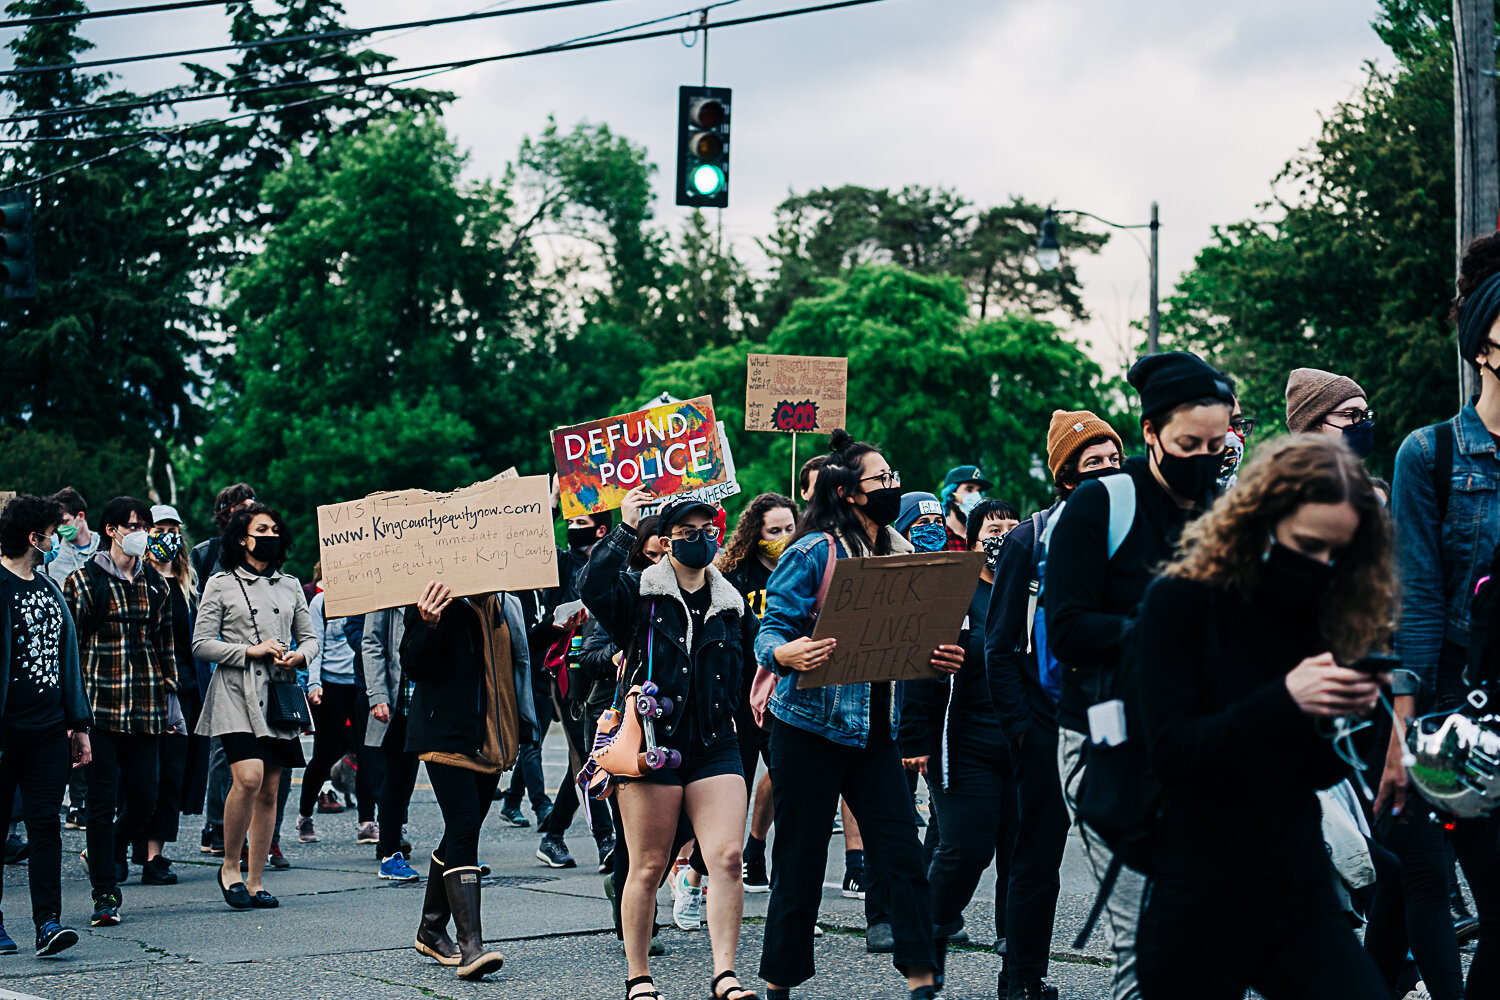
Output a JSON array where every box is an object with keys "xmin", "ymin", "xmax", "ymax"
[
  {"xmin": 429, "ymin": 762, "xmax": 501, "ymax": 869},
  {"xmin": 124, "ymin": 733, "xmax": 188, "ymax": 861},
  {"xmin": 1137, "ymin": 876, "xmax": 1386, "ymax": 999},
  {"xmin": 299, "ymin": 682, "xmax": 374, "ymax": 821},
  {"xmin": 1003, "ymin": 727, "xmax": 1069, "ymax": 982},
  {"xmin": 1452, "ymin": 809, "xmax": 1500, "ymax": 998},
  {"xmin": 0, "ymin": 727, "xmax": 69, "ymax": 927},
  {"xmin": 760, "ymin": 718, "xmax": 936, "ymax": 988},
  {"xmin": 375, "ymin": 713, "xmax": 421, "ymax": 859},
  {"xmin": 928, "ymin": 723, "xmax": 1018, "ymax": 941},
  {"xmin": 1365, "ymin": 815, "xmax": 1465, "ymax": 999},
  {"xmin": 504, "ymin": 683, "xmax": 553, "ymax": 813},
  {"xmin": 543, "ymin": 693, "xmax": 613, "ymax": 840},
  {"xmin": 85, "ymin": 730, "xmax": 159, "ymax": 896}
]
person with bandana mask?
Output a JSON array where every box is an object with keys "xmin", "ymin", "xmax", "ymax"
[
  {"xmin": 61, "ymin": 497, "xmax": 180, "ymax": 929},
  {"xmin": 1045, "ymin": 353, "xmax": 1233, "ymax": 1000},
  {"xmin": 578, "ymin": 488, "xmax": 760, "ymax": 1000},
  {"xmin": 985, "ymin": 408, "xmax": 1122, "ymax": 1000},
  {"xmin": 1134, "ymin": 436, "xmax": 1390, "ymax": 999},
  {"xmin": 1285, "ymin": 368, "xmax": 1375, "ymax": 460},
  {"xmin": 755, "ymin": 429, "xmax": 964, "ymax": 1000},
  {"xmin": 939, "ymin": 466, "xmax": 993, "ymax": 551},
  {"xmin": 715, "ymin": 494, "xmax": 798, "ymax": 895},
  {"xmin": 895, "ymin": 493, "xmax": 947, "ymax": 554},
  {"xmin": 0, "ymin": 494, "xmax": 92, "ymax": 959}
]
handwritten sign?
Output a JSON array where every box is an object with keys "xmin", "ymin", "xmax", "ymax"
[
  {"xmin": 797, "ymin": 550, "xmax": 983, "ymax": 688},
  {"xmin": 745, "ymin": 354, "xmax": 848, "ymax": 433},
  {"xmin": 316, "ymin": 474, "xmax": 559, "ymax": 618},
  {"xmin": 552, "ymin": 395, "xmax": 728, "ymax": 518}
]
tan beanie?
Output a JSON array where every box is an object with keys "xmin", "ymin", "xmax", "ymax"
[
  {"xmin": 1285, "ymin": 368, "xmax": 1366, "ymax": 434},
  {"xmin": 1047, "ymin": 410, "xmax": 1123, "ymax": 480}
]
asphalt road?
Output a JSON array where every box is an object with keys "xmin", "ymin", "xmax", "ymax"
[{"xmin": 0, "ymin": 731, "xmax": 1116, "ymax": 1000}]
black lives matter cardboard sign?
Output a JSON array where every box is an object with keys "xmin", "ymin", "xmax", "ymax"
[{"xmin": 797, "ymin": 550, "xmax": 983, "ymax": 689}]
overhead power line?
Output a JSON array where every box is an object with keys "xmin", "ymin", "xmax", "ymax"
[
  {"xmin": 0, "ymin": 0, "xmax": 891, "ymax": 126},
  {"xmin": 0, "ymin": 0, "xmax": 231, "ymax": 29},
  {"xmin": 0, "ymin": 0, "xmax": 626, "ymax": 76}
]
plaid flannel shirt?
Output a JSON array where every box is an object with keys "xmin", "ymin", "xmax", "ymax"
[{"xmin": 63, "ymin": 555, "xmax": 178, "ymax": 734}]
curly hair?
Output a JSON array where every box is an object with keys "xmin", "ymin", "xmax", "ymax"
[
  {"xmin": 1164, "ymin": 435, "xmax": 1394, "ymax": 662},
  {"xmin": 220, "ymin": 503, "xmax": 293, "ymax": 572},
  {"xmin": 717, "ymin": 493, "xmax": 799, "ymax": 574}
]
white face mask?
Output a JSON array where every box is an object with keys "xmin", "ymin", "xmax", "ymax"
[{"xmin": 119, "ymin": 529, "xmax": 149, "ymax": 560}]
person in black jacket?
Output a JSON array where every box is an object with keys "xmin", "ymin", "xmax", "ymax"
[
  {"xmin": 0, "ymin": 495, "xmax": 92, "ymax": 958},
  {"xmin": 1134, "ymin": 435, "xmax": 1391, "ymax": 998},
  {"xmin": 984, "ymin": 409, "xmax": 1121, "ymax": 1000},
  {"xmin": 1046, "ymin": 352, "xmax": 1233, "ymax": 1000},
  {"xmin": 399, "ymin": 583, "xmax": 535, "ymax": 981},
  {"xmin": 578, "ymin": 489, "xmax": 759, "ymax": 1000}
]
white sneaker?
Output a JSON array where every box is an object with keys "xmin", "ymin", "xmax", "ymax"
[
  {"xmin": 1402, "ymin": 984, "xmax": 1432, "ymax": 1000},
  {"xmin": 672, "ymin": 867, "xmax": 704, "ymax": 931}
]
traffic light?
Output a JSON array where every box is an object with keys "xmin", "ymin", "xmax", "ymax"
[
  {"xmin": 0, "ymin": 192, "xmax": 34, "ymax": 299},
  {"xmin": 675, "ymin": 85, "xmax": 731, "ymax": 209}
]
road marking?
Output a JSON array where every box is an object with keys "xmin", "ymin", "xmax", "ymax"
[{"xmin": 0, "ymin": 986, "xmax": 51, "ymax": 1000}]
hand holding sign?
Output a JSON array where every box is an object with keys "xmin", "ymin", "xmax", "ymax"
[
  {"xmin": 774, "ymin": 636, "xmax": 838, "ymax": 672},
  {"xmin": 620, "ymin": 485, "xmax": 655, "ymax": 529}
]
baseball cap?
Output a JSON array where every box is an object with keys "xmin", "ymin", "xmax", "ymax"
[
  {"xmin": 655, "ymin": 496, "xmax": 717, "ymax": 535},
  {"xmin": 150, "ymin": 504, "xmax": 183, "ymax": 525}
]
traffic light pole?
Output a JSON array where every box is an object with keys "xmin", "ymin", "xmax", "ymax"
[{"xmin": 1454, "ymin": 0, "xmax": 1496, "ymax": 405}]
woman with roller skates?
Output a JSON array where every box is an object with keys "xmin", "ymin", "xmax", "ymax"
[{"xmin": 578, "ymin": 487, "xmax": 760, "ymax": 1000}]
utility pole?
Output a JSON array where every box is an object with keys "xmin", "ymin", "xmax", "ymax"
[
  {"xmin": 1148, "ymin": 200, "xmax": 1160, "ymax": 355},
  {"xmin": 1453, "ymin": 0, "xmax": 1497, "ymax": 403}
]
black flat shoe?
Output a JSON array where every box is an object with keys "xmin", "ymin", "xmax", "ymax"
[
  {"xmin": 217, "ymin": 870, "xmax": 253, "ymax": 910},
  {"xmin": 248, "ymin": 889, "xmax": 278, "ymax": 909}
]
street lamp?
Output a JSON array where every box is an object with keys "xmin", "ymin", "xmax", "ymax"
[{"xmin": 1035, "ymin": 202, "xmax": 1161, "ymax": 355}]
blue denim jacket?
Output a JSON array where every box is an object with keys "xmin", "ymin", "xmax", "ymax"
[
  {"xmin": 1392, "ymin": 403, "xmax": 1500, "ymax": 708},
  {"xmin": 754, "ymin": 528, "xmax": 913, "ymax": 747}
]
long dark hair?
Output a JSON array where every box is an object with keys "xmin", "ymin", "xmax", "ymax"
[
  {"xmin": 789, "ymin": 429, "xmax": 893, "ymax": 556},
  {"xmin": 220, "ymin": 503, "xmax": 292, "ymax": 572},
  {"xmin": 717, "ymin": 493, "xmax": 797, "ymax": 573},
  {"xmin": 627, "ymin": 515, "xmax": 661, "ymax": 571}
]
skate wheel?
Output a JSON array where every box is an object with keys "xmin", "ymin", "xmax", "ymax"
[
  {"xmin": 663, "ymin": 750, "xmax": 682, "ymax": 769},
  {"xmin": 644, "ymin": 749, "xmax": 665, "ymax": 770},
  {"xmin": 641, "ymin": 681, "xmax": 659, "ymax": 697},
  {"xmin": 635, "ymin": 696, "xmax": 655, "ymax": 717}
]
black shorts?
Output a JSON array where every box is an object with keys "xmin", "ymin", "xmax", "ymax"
[
  {"xmin": 626, "ymin": 733, "xmax": 743, "ymax": 788},
  {"xmin": 220, "ymin": 731, "xmax": 305, "ymax": 770}
]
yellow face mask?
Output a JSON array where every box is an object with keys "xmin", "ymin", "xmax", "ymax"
[{"xmin": 758, "ymin": 536, "xmax": 790, "ymax": 562}]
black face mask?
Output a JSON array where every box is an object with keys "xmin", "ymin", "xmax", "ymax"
[
  {"xmin": 1074, "ymin": 466, "xmax": 1120, "ymax": 486},
  {"xmin": 248, "ymin": 535, "xmax": 282, "ymax": 561},
  {"xmin": 1341, "ymin": 419, "xmax": 1375, "ymax": 460},
  {"xmin": 566, "ymin": 525, "xmax": 601, "ymax": 550},
  {"xmin": 1152, "ymin": 443, "xmax": 1223, "ymax": 505},
  {"xmin": 1261, "ymin": 541, "xmax": 1335, "ymax": 602},
  {"xmin": 859, "ymin": 487, "xmax": 903, "ymax": 528},
  {"xmin": 670, "ymin": 535, "xmax": 719, "ymax": 570}
]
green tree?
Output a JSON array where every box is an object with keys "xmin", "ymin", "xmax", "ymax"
[
  {"xmin": 644, "ymin": 266, "xmax": 1119, "ymax": 515},
  {"xmin": 193, "ymin": 113, "xmax": 544, "ymax": 571}
]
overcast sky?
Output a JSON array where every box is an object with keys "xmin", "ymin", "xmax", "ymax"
[{"xmin": 24, "ymin": 0, "xmax": 1392, "ymax": 371}]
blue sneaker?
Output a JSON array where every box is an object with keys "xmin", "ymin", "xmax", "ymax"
[
  {"xmin": 378, "ymin": 852, "xmax": 420, "ymax": 881},
  {"xmin": 35, "ymin": 921, "xmax": 77, "ymax": 957},
  {"xmin": 0, "ymin": 922, "xmax": 15, "ymax": 954}
]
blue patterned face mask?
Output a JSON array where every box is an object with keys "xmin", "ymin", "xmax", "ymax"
[{"xmin": 909, "ymin": 523, "xmax": 948, "ymax": 553}]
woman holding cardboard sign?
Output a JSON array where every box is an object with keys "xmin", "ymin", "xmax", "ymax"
[
  {"xmin": 577, "ymin": 488, "xmax": 760, "ymax": 1000},
  {"xmin": 755, "ymin": 429, "xmax": 964, "ymax": 1000}
]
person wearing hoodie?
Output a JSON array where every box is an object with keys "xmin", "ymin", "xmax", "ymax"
[
  {"xmin": 984, "ymin": 409, "xmax": 1121, "ymax": 1000},
  {"xmin": 1046, "ymin": 353, "xmax": 1234, "ymax": 1000},
  {"xmin": 756, "ymin": 430, "xmax": 965, "ymax": 1000},
  {"xmin": 1284, "ymin": 368, "xmax": 1375, "ymax": 460},
  {"xmin": 398, "ymin": 581, "xmax": 535, "ymax": 981}
]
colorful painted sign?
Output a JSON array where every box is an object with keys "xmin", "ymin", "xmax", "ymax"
[
  {"xmin": 552, "ymin": 395, "xmax": 728, "ymax": 518},
  {"xmin": 745, "ymin": 354, "xmax": 848, "ymax": 433}
]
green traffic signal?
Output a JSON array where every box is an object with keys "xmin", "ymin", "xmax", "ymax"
[{"xmin": 690, "ymin": 163, "xmax": 726, "ymax": 197}]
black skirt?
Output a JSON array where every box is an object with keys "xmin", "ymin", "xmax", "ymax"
[{"xmin": 220, "ymin": 730, "xmax": 306, "ymax": 769}]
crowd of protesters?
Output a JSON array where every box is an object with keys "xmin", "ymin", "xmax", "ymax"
[{"xmin": 9, "ymin": 236, "xmax": 1500, "ymax": 999}]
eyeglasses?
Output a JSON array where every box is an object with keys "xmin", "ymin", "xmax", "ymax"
[
  {"xmin": 860, "ymin": 470, "xmax": 902, "ymax": 490},
  {"xmin": 670, "ymin": 525, "xmax": 721, "ymax": 543},
  {"xmin": 1230, "ymin": 416, "xmax": 1257, "ymax": 438},
  {"xmin": 1324, "ymin": 408, "xmax": 1376, "ymax": 427}
]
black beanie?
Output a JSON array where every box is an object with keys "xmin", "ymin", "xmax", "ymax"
[{"xmin": 1127, "ymin": 351, "xmax": 1235, "ymax": 422}]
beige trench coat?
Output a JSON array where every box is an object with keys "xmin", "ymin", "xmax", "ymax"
[{"xmin": 193, "ymin": 566, "xmax": 319, "ymax": 741}]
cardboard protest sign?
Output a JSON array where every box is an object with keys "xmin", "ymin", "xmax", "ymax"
[
  {"xmin": 745, "ymin": 354, "xmax": 848, "ymax": 433},
  {"xmin": 316, "ymin": 474, "xmax": 558, "ymax": 618},
  {"xmin": 552, "ymin": 395, "xmax": 728, "ymax": 518},
  {"xmin": 797, "ymin": 550, "xmax": 983, "ymax": 689}
]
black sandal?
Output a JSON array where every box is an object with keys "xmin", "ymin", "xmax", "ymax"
[
  {"xmin": 712, "ymin": 970, "xmax": 758, "ymax": 1000},
  {"xmin": 627, "ymin": 974, "xmax": 660, "ymax": 1000}
]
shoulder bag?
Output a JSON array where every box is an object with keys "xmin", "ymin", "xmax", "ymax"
[
  {"xmin": 579, "ymin": 603, "xmax": 655, "ymax": 799},
  {"xmin": 232, "ymin": 574, "xmax": 312, "ymax": 730}
]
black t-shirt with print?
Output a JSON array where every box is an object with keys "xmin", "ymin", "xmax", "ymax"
[
  {"xmin": 7, "ymin": 574, "xmax": 66, "ymax": 731},
  {"xmin": 725, "ymin": 558, "xmax": 773, "ymax": 620}
]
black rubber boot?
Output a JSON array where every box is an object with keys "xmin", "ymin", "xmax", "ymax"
[
  {"xmin": 414, "ymin": 853, "xmax": 460, "ymax": 965},
  {"xmin": 444, "ymin": 865, "xmax": 504, "ymax": 980}
]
